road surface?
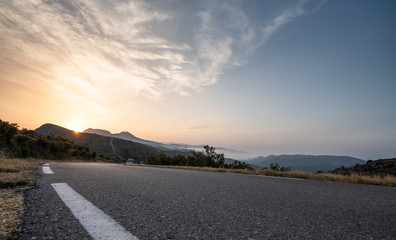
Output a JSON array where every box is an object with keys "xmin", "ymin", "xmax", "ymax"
[{"xmin": 19, "ymin": 162, "xmax": 396, "ymax": 239}]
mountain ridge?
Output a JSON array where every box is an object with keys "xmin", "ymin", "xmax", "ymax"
[
  {"xmin": 84, "ymin": 128, "xmax": 154, "ymax": 145},
  {"xmin": 35, "ymin": 124, "xmax": 161, "ymax": 162}
]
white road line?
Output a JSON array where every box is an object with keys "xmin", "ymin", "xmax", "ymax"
[
  {"xmin": 51, "ymin": 183, "xmax": 138, "ymax": 240},
  {"xmin": 42, "ymin": 166, "xmax": 54, "ymax": 174},
  {"xmin": 224, "ymin": 172, "xmax": 304, "ymax": 180},
  {"xmin": 44, "ymin": 163, "xmax": 50, "ymax": 166}
]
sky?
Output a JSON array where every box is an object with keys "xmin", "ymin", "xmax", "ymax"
[{"xmin": 0, "ymin": 0, "xmax": 395, "ymax": 160}]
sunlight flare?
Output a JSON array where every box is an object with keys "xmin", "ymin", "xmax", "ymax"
[{"xmin": 67, "ymin": 121, "xmax": 85, "ymax": 133}]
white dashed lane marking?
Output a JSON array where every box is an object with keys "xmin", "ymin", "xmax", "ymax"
[
  {"xmin": 51, "ymin": 183, "xmax": 138, "ymax": 240},
  {"xmin": 42, "ymin": 166, "xmax": 54, "ymax": 174}
]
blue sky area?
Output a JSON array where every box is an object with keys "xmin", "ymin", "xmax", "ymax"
[{"xmin": 0, "ymin": 0, "xmax": 395, "ymax": 160}]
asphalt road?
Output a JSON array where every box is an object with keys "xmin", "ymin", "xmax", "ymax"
[{"xmin": 19, "ymin": 162, "xmax": 396, "ymax": 239}]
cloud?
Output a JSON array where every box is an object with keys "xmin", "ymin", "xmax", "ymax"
[
  {"xmin": 259, "ymin": 0, "xmax": 327, "ymax": 45},
  {"xmin": 189, "ymin": 125, "xmax": 211, "ymax": 130},
  {"xmin": 0, "ymin": 0, "xmax": 326, "ymax": 105}
]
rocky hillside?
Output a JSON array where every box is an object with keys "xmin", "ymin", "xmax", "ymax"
[{"xmin": 332, "ymin": 158, "xmax": 396, "ymax": 176}]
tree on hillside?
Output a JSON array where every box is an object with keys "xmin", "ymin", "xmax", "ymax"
[
  {"xmin": 203, "ymin": 145, "xmax": 225, "ymax": 167},
  {"xmin": 187, "ymin": 145, "xmax": 226, "ymax": 167},
  {"xmin": 0, "ymin": 120, "xmax": 19, "ymax": 145}
]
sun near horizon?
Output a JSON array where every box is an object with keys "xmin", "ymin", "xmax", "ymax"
[{"xmin": 66, "ymin": 121, "xmax": 86, "ymax": 133}]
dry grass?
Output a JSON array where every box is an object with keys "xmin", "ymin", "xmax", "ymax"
[
  {"xmin": 0, "ymin": 158, "xmax": 44, "ymax": 189},
  {"xmin": 0, "ymin": 189, "xmax": 24, "ymax": 239},
  {"xmin": 258, "ymin": 168, "xmax": 396, "ymax": 187},
  {"xmin": 0, "ymin": 158, "xmax": 44, "ymax": 239}
]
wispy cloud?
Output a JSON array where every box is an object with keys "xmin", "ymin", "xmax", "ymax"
[
  {"xmin": 0, "ymin": 0, "xmax": 326, "ymax": 106},
  {"xmin": 189, "ymin": 125, "xmax": 211, "ymax": 130},
  {"xmin": 259, "ymin": 0, "xmax": 327, "ymax": 45}
]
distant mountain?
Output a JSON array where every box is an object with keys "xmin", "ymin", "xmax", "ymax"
[
  {"xmin": 36, "ymin": 124, "xmax": 160, "ymax": 162},
  {"xmin": 83, "ymin": 128, "xmax": 113, "ymax": 137},
  {"xmin": 247, "ymin": 154, "xmax": 366, "ymax": 172}
]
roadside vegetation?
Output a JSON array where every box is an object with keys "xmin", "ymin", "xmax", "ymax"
[
  {"xmin": 332, "ymin": 158, "xmax": 396, "ymax": 177},
  {"xmin": 258, "ymin": 167, "xmax": 396, "ymax": 187},
  {"xmin": 148, "ymin": 145, "xmax": 254, "ymax": 170}
]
